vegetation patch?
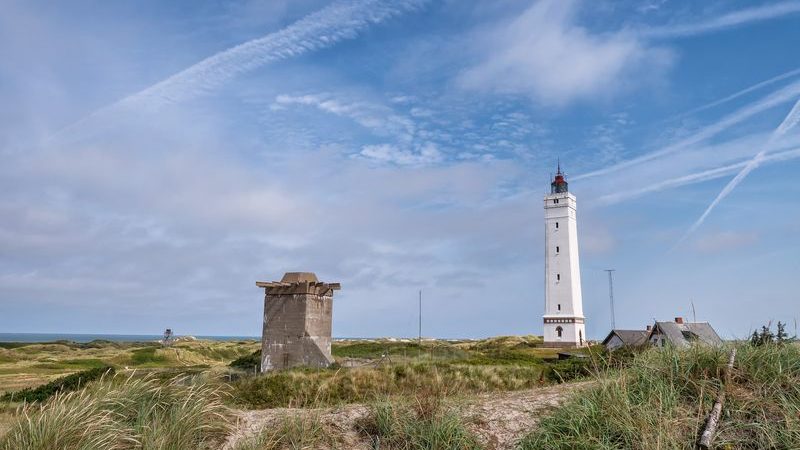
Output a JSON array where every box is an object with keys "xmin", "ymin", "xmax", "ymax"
[
  {"xmin": 232, "ymin": 362, "xmax": 545, "ymax": 409},
  {"xmin": 0, "ymin": 374, "xmax": 231, "ymax": 450},
  {"xmin": 232, "ymin": 413, "xmax": 335, "ymax": 450},
  {"xmin": 520, "ymin": 343, "xmax": 800, "ymax": 449},
  {"xmin": 230, "ymin": 350, "xmax": 261, "ymax": 372},
  {"xmin": 359, "ymin": 390, "xmax": 481, "ymax": 450},
  {"xmin": 1, "ymin": 366, "xmax": 115, "ymax": 404},
  {"xmin": 130, "ymin": 347, "xmax": 168, "ymax": 365}
]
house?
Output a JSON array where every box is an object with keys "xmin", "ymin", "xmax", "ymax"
[
  {"xmin": 648, "ymin": 317, "xmax": 723, "ymax": 348},
  {"xmin": 601, "ymin": 328, "xmax": 650, "ymax": 351}
]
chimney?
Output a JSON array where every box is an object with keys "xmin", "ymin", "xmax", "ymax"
[
  {"xmin": 674, "ymin": 317, "xmax": 684, "ymax": 324},
  {"xmin": 646, "ymin": 325, "xmax": 652, "ymax": 331}
]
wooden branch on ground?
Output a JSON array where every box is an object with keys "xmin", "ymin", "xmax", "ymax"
[{"xmin": 697, "ymin": 348, "xmax": 737, "ymax": 450}]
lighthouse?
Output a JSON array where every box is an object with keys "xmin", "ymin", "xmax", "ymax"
[{"xmin": 543, "ymin": 164, "xmax": 586, "ymax": 347}]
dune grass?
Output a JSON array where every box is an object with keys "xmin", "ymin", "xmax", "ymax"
[
  {"xmin": 359, "ymin": 392, "xmax": 481, "ymax": 450},
  {"xmin": 231, "ymin": 361, "xmax": 550, "ymax": 409},
  {"xmin": 519, "ymin": 343, "xmax": 800, "ymax": 450},
  {"xmin": 0, "ymin": 373, "xmax": 232, "ymax": 450},
  {"xmin": 232, "ymin": 413, "xmax": 335, "ymax": 450}
]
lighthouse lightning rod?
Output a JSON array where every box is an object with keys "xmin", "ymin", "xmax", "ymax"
[{"xmin": 604, "ymin": 269, "xmax": 616, "ymax": 329}]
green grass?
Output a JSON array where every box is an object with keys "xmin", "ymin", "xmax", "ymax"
[
  {"xmin": 232, "ymin": 413, "xmax": 334, "ymax": 450},
  {"xmin": 359, "ymin": 391, "xmax": 481, "ymax": 450},
  {"xmin": 0, "ymin": 374, "xmax": 232, "ymax": 450},
  {"xmin": 129, "ymin": 347, "xmax": 168, "ymax": 365},
  {"xmin": 232, "ymin": 361, "xmax": 547, "ymax": 409},
  {"xmin": 1, "ymin": 366, "xmax": 115, "ymax": 403},
  {"xmin": 520, "ymin": 343, "xmax": 800, "ymax": 450}
]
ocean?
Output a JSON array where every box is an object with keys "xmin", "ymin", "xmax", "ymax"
[{"xmin": 0, "ymin": 333, "xmax": 259, "ymax": 343}]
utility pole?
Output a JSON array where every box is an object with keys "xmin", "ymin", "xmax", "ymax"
[
  {"xmin": 418, "ymin": 289, "xmax": 422, "ymax": 347},
  {"xmin": 605, "ymin": 269, "xmax": 616, "ymax": 329}
]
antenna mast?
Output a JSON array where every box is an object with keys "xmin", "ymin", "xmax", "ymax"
[
  {"xmin": 604, "ymin": 269, "xmax": 616, "ymax": 329},
  {"xmin": 418, "ymin": 289, "xmax": 422, "ymax": 347}
]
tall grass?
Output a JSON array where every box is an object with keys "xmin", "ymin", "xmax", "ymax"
[
  {"xmin": 0, "ymin": 374, "xmax": 232, "ymax": 450},
  {"xmin": 359, "ymin": 388, "xmax": 481, "ymax": 450},
  {"xmin": 232, "ymin": 362, "xmax": 545, "ymax": 409},
  {"xmin": 520, "ymin": 343, "xmax": 800, "ymax": 450},
  {"xmin": 232, "ymin": 413, "xmax": 333, "ymax": 450}
]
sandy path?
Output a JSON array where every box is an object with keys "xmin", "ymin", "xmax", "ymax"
[{"xmin": 223, "ymin": 381, "xmax": 592, "ymax": 450}]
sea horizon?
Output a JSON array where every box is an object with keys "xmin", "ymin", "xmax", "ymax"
[
  {"xmin": 0, "ymin": 332, "xmax": 467, "ymax": 343},
  {"xmin": 0, "ymin": 332, "xmax": 260, "ymax": 343}
]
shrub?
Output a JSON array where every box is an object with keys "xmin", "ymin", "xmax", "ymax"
[
  {"xmin": 229, "ymin": 350, "xmax": 261, "ymax": 372},
  {"xmin": 1, "ymin": 366, "xmax": 115, "ymax": 403}
]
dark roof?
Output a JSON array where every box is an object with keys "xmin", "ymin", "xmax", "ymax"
[
  {"xmin": 602, "ymin": 330, "xmax": 648, "ymax": 346},
  {"xmin": 649, "ymin": 321, "xmax": 723, "ymax": 347}
]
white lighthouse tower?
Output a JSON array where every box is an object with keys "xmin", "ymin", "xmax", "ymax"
[{"xmin": 543, "ymin": 164, "xmax": 586, "ymax": 347}]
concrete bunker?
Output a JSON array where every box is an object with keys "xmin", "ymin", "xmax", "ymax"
[{"xmin": 255, "ymin": 272, "xmax": 340, "ymax": 372}]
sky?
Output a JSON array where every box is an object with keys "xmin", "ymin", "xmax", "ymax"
[{"xmin": 1, "ymin": 0, "xmax": 799, "ymax": 340}]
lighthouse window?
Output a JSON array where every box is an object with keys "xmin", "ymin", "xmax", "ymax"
[
  {"xmin": 555, "ymin": 222, "xmax": 559, "ymax": 229},
  {"xmin": 557, "ymin": 274, "xmax": 560, "ymax": 281},
  {"xmin": 554, "ymin": 199, "xmax": 559, "ymax": 204},
  {"xmin": 558, "ymin": 304, "xmax": 561, "ymax": 311},
  {"xmin": 556, "ymin": 246, "xmax": 560, "ymax": 253},
  {"xmin": 556, "ymin": 326, "xmax": 563, "ymax": 338}
]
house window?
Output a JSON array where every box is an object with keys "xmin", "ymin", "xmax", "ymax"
[
  {"xmin": 555, "ymin": 222, "xmax": 559, "ymax": 229},
  {"xmin": 557, "ymin": 274, "xmax": 560, "ymax": 281},
  {"xmin": 556, "ymin": 326, "xmax": 563, "ymax": 338},
  {"xmin": 556, "ymin": 246, "xmax": 560, "ymax": 253}
]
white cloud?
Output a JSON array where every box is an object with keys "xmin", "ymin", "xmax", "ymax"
[
  {"xmin": 358, "ymin": 142, "xmax": 442, "ymax": 166},
  {"xmin": 457, "ymin": 0, "xmax": 673, "ymax": 106}
]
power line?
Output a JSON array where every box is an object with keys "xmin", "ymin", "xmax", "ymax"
[{"xmin": 604, "ymin": 269, "xmax": 616, "ymax": 329}]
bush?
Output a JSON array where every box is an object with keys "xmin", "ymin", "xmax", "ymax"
[
  {"xmin": 0, "ymin": 374, "xmax": 232, "ymax": 450},
  {"xmin": 229, "ymin": 350, "xmax": 261, "ymax": 372},
  {"xmin": 1, "ymin": 366, "xmax": 115, "ymax": 403}
]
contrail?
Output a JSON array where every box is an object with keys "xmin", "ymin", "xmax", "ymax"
[
  {"xmin": 54, "ymin": 0, "xmax": 427, "ymax": 138},
  {"xmin": 679, "ymin": 98, "xmax": 800, "ymax": 242},
  {"xmin": 598, "ymin": 146, "xmax": 800, "ymax": 205},
  {"xmin": 642, "ymin": 1, "xmax": 800, "ymax": 39},
  {"xmin": 674, "ymin": 66, "xmax": 800, "ymax": 119},
  {"xmin": 574, "ymin": 80, "xmax": 800, "ymax": 181}
]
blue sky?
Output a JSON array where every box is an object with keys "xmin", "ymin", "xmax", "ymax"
[{"xmin": 1, "ymin": 0, "xmax": 799, "ymax": 339}]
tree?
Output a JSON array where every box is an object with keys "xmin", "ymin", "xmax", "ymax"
[
  {"xmin": 750, "ymin": 330, "xmax": 760, "ymax": 346},
  {"xmin": 759, "ymin": 325, "xmax": 774, "ymax": 346},
  {"xmin": 776, "ymin": 321, "xmax": 789, "ymax": 344}
]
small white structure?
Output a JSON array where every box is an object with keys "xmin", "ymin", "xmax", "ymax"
[{"xmin": 542, "ymin": 165, "xmax": 586, "ymax": 347}]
